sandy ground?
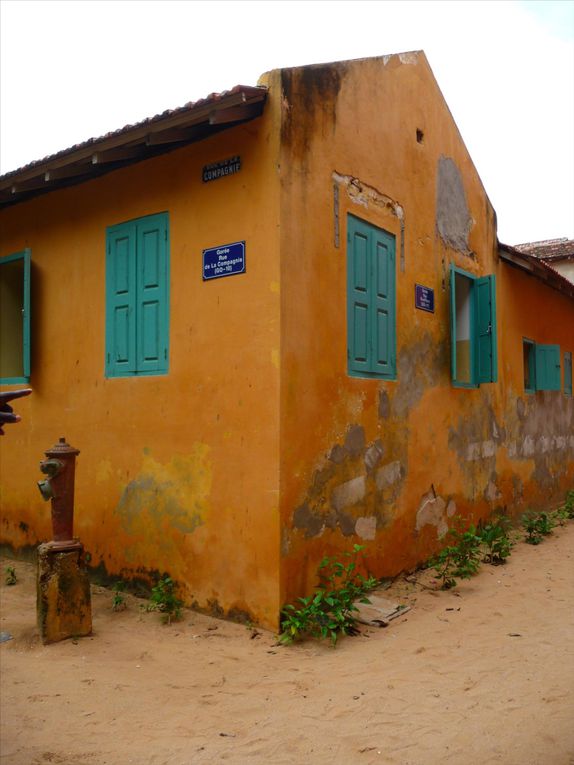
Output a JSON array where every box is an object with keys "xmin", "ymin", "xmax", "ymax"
[{"xmin": 1, "ymin": 523, "xmax": 573, "ymax": 765}]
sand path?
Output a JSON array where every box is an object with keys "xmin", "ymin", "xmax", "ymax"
[{"xmin": 1, "ymin": 522, "xmax": 573, "ymax": 765}]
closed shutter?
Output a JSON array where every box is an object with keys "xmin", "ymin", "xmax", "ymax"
[
  {"xmin": 475, "ymin": 274, "xmax": 497, "ymax": 383},
  {"xmin": 348, "ymin": 218, "xmax": 371, "ymax": 375},
  {"xmin": 106, "ymin": 222, "xmax": 137, "ymax": 376},
  {"xmin": 347, "ymin": 215, "xmax": 396, "ymax": 378},
  {"xmin": 372, "ymin": 229, "xmax": 396, "ymax": 377},
  {"xmin": 565, "ymin": 352, "xmax": 572, "ymax": 396},
  {"xmin": 535, "ymin": 344, "xmax": 561, "ymax": 391},
  {"xmin": 136, "ymin": 214, "xmax": 169, "ymax": 374}
]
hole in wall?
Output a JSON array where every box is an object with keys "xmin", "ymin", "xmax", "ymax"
[{"xmin": 416, "ymin": 128, "xmax": 424, "ymax": 144}]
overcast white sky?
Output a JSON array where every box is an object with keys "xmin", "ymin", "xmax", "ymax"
[{"xmin": 1, "ymin": 0, "xmax": 573, "ymax": 244}]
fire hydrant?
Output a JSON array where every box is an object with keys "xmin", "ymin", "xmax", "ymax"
[
  {"xmin": 38, "ymin": 437, "xmax": 82, "ymax": 551},
  {"xmin": 36, "ymin": 436, "xmax": 92, "ymax": 643}
]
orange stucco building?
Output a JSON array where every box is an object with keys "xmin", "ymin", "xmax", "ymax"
[{"xmin": 1, "ymin": 52, "xmax": 573, "ymax": 630}]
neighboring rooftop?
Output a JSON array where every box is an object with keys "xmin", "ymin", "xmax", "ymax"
[
  {"xmin": 513, "ymin": 238, "xmax": 574, "ymax": 261},
  {"xmin": 0, "ymin": 85, "xmax": 267, "ymax": 209},
  {"xmin": 499, "ymin": 241, "xmax": 574, "ymax": 299}
]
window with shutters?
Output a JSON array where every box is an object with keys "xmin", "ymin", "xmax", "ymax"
[
  {"xmin": 105, "ymin": 213, "xmax": 169, "ymax": 378},
  {"xmin": 347, "ymin": 215, "xmax": 396, "ymax": 379},
  {"xmin": 0, "ymin": 249, "xmax": 31, "ymax": 384},
  {"xmin": 450, "ymin": 264, "xmax": 497, "ymax": 387},
  {"xmin": 521, "ymin": 339, "xmax": 561, "ymax": 392}
]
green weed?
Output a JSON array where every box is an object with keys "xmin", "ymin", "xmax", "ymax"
[
  {"xmin": 280, "ymin": 544, "xmax": 377, "ymax": 647},
  {"xmin": 522, "ymin": 511, "xmax": 555, "ymax": 545},
  {"xmin": 112, "ymin": 581, "xmax": 127, "ymax": 611},
  {"xmin": 4, "ymin": 566, "xmax": 17, "ymax": 586},
  {"xmin": 477, "ymin": 514, "xmax": 513, "ymax": 564},
  {"xmin": 147, "ymin": 575, "xmax": 183, "ymax": 624},
  {"xmin": 430, "ymin": 523, "xmax": 482, "ymax": 589}
]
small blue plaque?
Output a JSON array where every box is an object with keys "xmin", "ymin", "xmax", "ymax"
[
  {"xmin": 203, "ymin": 241, "xmax": 246, "ymax": 281},
  {"xmin": 415, "ymin": 283, "xmax": 434, "ymax": 313}
]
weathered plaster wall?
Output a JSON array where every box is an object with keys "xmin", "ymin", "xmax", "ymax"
[
  {"xmin": 0, "ymin": 83, "xmax": 283, "ymax": 629},
  {"xmin": 276, "ymin": 52, "xmax": 574, "ymax": 610}
]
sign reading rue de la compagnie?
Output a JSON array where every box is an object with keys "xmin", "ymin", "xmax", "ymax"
[
  {"xmin": 202, "ymin": 156, "xmax": 241, "ymax": 183},
  {"xmin": 415, "ymin": 283, "xmax": 435, "ymax": 313},
  {"xmin": 203, "ymin": 241, "xmax": 246, "ymax": 281}
]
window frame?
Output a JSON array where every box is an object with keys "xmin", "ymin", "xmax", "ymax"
[
  {"xmin": 449, "ymin": 264, "xmax": 497, "ymax": 389},
  {"xmin": 523, "ymin": 337, "xmax": 536, "ymax": 394},
  {"xmin": 0, "ymin": 248, "xmax": 31, "ymax": 384},
  {"xmin": 105, "ymin": 212, "xmax": 170, "ymax": 379},
  {"xmin": 346, "ymin": 214, "xmax": 397, "ymax": 380}
]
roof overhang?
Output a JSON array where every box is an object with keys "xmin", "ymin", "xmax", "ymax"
[
  {"xmin": 0, "ymin": 85, "xmax": 267, "ymax": 209},
  {"xmin": 498, "ymin": 242, "xmax": 574, "ymax": 300}
]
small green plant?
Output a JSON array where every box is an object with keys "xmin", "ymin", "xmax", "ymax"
[
  {"xmin": 562, "ymin": 490, "xmax": 574, "ymax": 520},
  {"xmin": 112, "ymin": 581, "xmax": 127, "ymax": 611},
  {"xmin": 4, "ymin": 566, "xmax": 17, "ymax": 586},
  {"xmin": 430, "ymin": 523, "xmax": 482, "ymax": 589},
  {"xmin": 522, "ymin": 511, "xmax": 555, "ymax": 545},
  {"xmin": 147, "ymin": 575, "xmax": 183, "ymax": 624},
  {"xmin": 477, "ymin": 514, "xmax": 513, "ymax": 564},
  {"xmin": 279, "ymin": 544, "xmax": 378, "ymax": 647}
]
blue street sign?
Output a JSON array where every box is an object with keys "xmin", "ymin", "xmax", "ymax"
[
  {"xmin": 415, "ymin": 283, "xmax": 435, "ymax": 313},
  {"xmin": 203, "ymin": 241, "xmax": 246, "ymax": 281}
]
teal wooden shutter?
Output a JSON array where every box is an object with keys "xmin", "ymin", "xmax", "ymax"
[
  {"xmin": 106, "ymin": 222, "xmax": 137, "ymax": 376},
  {"xmin": 22, "ymin": 248, "xmax": 31, "ymax": 378},
  {"xmin": 372, "ymin": 229, "xmax": 396, "ymax": 377},
  {"xmin": 449, "ymin": 264, "xmax": 457, "ymax": 381},
  {"xmin": 348, "ymin": 217, "xmax": 371, "ymax": 375},
  {"xmin": 535, "ymin": 344, "xmax": 561, "ymax": 390},
  {"xmin": 565, "ymin": 352, "xmax": 572, "ymax": 396},
  {"xmin": 135, "ymin": 213, "xmax": 169, "ymax": 374},
  {"xmin": 475, "ymin": 274, "xmax": 497, "ymax": 383}
]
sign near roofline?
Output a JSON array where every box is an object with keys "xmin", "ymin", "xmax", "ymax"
[
  {"xmin": 202, "ymin": 156, "xmax": 241, "ymax": 182},
  {"xmin": 203, "ymin": 241, "xmax": 246, "ymax": 281}
]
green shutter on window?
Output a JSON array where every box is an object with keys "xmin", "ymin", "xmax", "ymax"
[
  {"xmin": 106, "ymin": 222, "xmax": 137, "ymax": 376},
  {"xmin": 535, "ymin": 344, "xmax": 561, "ymax": 391},
  {"xmin": 564, "ymin": 352, "xmax": 572, "ymax": 396},
  {"xmin": 347, "ymin": 215, "xmax": 395, "ymax": 379},
  {"xmin": 22, "ymin": 248, "xmax": 31, "ymax": 379},
  {"xmin": 135, "ymin": 214, "xmax": 169, "ymax": 374},
  {"xmin": 475, "ymin": 274, "xmax": 497, "ymax": 383}
]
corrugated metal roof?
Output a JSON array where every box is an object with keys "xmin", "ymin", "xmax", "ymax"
[{"xmin": 0, "ymin": 85, "xmax": 268, "ymax": 207}]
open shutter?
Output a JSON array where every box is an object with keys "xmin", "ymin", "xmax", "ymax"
[
  {"xmin": 371, "ymin": 229, "xmax": 396, "ymax": 377},
  {"xmin": 106, "ymin": 223, "xmax": 137, "ymax": 376},
  {"xmin": 21, "ymin": 249, "xmax": 31, "ymax": 378},
  {"xmin": 564, "ymin": 352, "xmax": 572, "ymax": 396},
  {"xmin": 135, "ymin": 213, "xmax": 169, "ymax": 374},
  {"xmin": 475, "ymin": 274, "xmax": 497, "ymax": 383},
  {"xmin": 347, "ymin": 219, "xmax": 372, "ymax": 375},
  {"xmin": 449, "ymin": 264, "xmax": 457, "ymax": 381},
  {"xmin": 535, "ymin": 344, "xmax": 561, "ymax": 391}
]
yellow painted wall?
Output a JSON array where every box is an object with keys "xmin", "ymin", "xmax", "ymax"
[
  {"xmin": 275, "ymin": 53, "xmax": 574, "ymax": 607},
  {"xmin": 0, "ymin": 86, "xmax": 283, "ymax": 628}
]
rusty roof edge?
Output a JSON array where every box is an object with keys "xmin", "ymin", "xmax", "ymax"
[
  {"xmin": 498, "ymin": 241, "xmax": 574, "ymax": 300},
  {"xmin": 0, "ymin": 85, "xmax": 267, "ymax": 188}
]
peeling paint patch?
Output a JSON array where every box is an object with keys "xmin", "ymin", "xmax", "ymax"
[
  {"xmin": 436, "ymin": 156, "xmax": 473, "ymax": 255},
  {"xmin": 484, "ymin": 480, "xmax": 502, "ymax": 503},
  {"xmin": 364, "ymin": 440, "xmax": 384, "ymax": 473},
  {"xmin": 331, "ymin": 476, "xmax": 366, "ymax": 511},
  {"xmin": 415, "ymin": 490, "xmax": 451, "ymax": 539},
  {"xmin": 332, "ymin": 171, "xmax": 404, "ymax": 220},
  {"xmin": 355, "ymin": 516, "xmax": 377, "ymax": 540},
  {"xmin": 375, "ymin": 461, "xmax": 402, "ymax": 490},
  {"xmin": 399, "ymin": 52, "xmax": 419, "ymax": 65},
  {"xmin": 115, "ymin": 447, "xmax": 211, "ymax": 541}
]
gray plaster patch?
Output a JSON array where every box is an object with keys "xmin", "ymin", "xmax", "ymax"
[
  {"xmin": 293, "ymin": 503, "xmax": 324, "ymax": 538},
  {"xmin": 365, "ymin": 440, "xmax": 385, "ymax": 473},
  {"xmin": 484, "ymin": 480, "xmax": 502, "ymax": 503},
  {"xmin": 378, "ymin": 390, "xmax": 390, "ymax": 419},
  {"xmin": 329, "ymin": 444, "xmax": 347, "ymax": 464},
  {"xmin": 415, "ymin": 491, "xmax": 449, "ymax": 539},
  {"xmin": 436, "ymin": 156, "xmax": 472, "ymax": 254},
  {"xmin": 331, "ymin": 476, "xmax": 366, "ymax": 511},
  {"xmin": 344, "ymin": 425, "xmax": 366, "ymax": 458},
  {"xmin": 355, "ymin": 516, "xmax": 377, "ymax": 540},
  {"xmin": 375, "ymin": 461, "xmax": 402, "ymax": 490}
]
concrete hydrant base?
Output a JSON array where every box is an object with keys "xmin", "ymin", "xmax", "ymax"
[{"xmin": 37, "ymin": 543, "xmax": 92, "ymax": 644}]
